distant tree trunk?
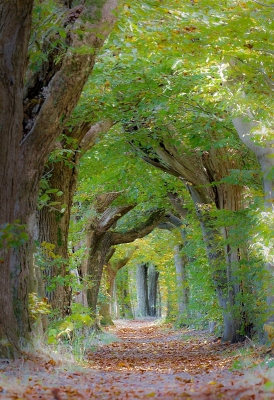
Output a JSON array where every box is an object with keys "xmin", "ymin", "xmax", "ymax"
[
  {"xmin": 100, "ymin": 246, "xmax": 137, "ymax": 324},
  {"xmin": 157, "ymin": 284, "xmax": 162, "ymax": 317},
  {"xmin": 174, "ymin": 245, "xmax": 188, "ymax": 315},
  {"xmin": 136, "ymin": 264, "xmax": 149, "ymax": 317},
  {"xmin": 98, "ymin": 301, "xmax": 114, "ymax": 326},
  {"xmin": 112, "ymin": 280, "xmax": 120, "ymax": 318},
  {"xmin": 148, "ymin": 265, "xmax": 159, "ymax": 317},
  {"xmin": 86, "ymin": 233, "xmax": 113, "ymax": 316},
  {"xmin": 166, "ymin": 287, "xmax": 174, "ymax": 321}
]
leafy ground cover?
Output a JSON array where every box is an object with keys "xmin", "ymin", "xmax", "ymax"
[{"xmin": 0, "ymin": 319, "xmax": 274, "ymax": 399}]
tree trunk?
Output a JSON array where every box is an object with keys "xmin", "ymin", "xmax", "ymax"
[
  {"xmin": 136, "ymin": 263, "xmax": 149, "ymax": 317},
  {"xmin": 192, "ymin": 189, "xmax": 244, "ymax": 342},
  {"xmin": 100, "ymin": 246, "xmax": 137, "ymax": 324},
  {"xmin": 99, "ymin": 261, "xmax": 116, "ymax": 325},
  {"xmin": 86, "ymin": 233, "xmax": 113, "ymax": 316},
  {"xmin": 37, "ymin": 121, "xmax": 113, "ymax": 317},
  {"xmin": 99, "ymin": 301, "xmax": 114, "ymax": 326},
  {"xmin": 233, "ymin": 114, "xmax": 274, "ymax": 210},
  {"xmin": 37, "ymin": 161, "xmax": 75, "ymax": 316},
  {"xmin": 174, "ymin": 245, "xmax": 188, "ymax": 315},
  {"xmin": 112, "ymin": 279, "xmax": 120, "ymax": 318},
  {"xmin": 0, "ymin": 0, "xmax": 34, "ymax": 357},
  {"xmin": 148, "ymin": 265, "xmax": 159, "ymax": 317},
  {"xmin": 0, "ymin": 0, "xmax": 118, "ymax": 356},
  {"xmin": 157, "ymin": 283, "xmax": 162, "ymax": 317}
]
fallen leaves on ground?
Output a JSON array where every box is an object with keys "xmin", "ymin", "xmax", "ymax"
[{"xmin": 0, "ymin": 319, "xmax": 273, "ymax": 399}]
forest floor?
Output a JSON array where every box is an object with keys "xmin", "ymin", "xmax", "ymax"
[{"xmin": 1, "ymin": 319, "xmax": 274, "ymax": 399}]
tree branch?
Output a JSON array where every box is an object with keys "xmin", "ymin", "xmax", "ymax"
[
  {"xmin": 94, "ymin": 192, "xmax": 124, "ymax": 214},
  {"xmin": 142, "ymin": 155, "xmax": 181, "ymax": 177},
  {"xmin": 167, "ymin": 192, "xmax": 189, "ymax": 219},
  {"xmin": 80, "ymin": 119, "xmax": 114, "ymax": 153},
  {"xmin": 232, "ymin": 113, "xmax": 274, "ymax": 157},
  {"xmin": 98, "ymin": 205, "xmax": 135, "ymax": 232},
  {"xmin": 111, "ymin": 209, "xmax": 166, "ymax": 245},
  {"xmin": 109, "ymin": 246, "xmax": 138, "ymax": 273},
  {"xmin": 251, "ymin": 0, "xmax": 274, "ymax": 7},
  {"xmin": 158, "ymin": 212, "xmax": 183, "ymax": 231}
]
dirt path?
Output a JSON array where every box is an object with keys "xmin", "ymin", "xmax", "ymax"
[{"xmin": 0, "ymin": 319, "xmax": 271, "ymax": 399}]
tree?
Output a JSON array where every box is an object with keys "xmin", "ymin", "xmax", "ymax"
[
  {"xmin": 100, "ymin": 245, "xmax": 137, "ymax": 325},
  {"xmin": 37, "ymin": 119, "xmax": 113, "ymax": 318},
  {"xmin": 0, "ymin": 0, "xmax": 117, "ymax": 355},
  {"xmin": 148, "ymin": 264, "xmax": 160, "ymax": 317},
  {"xmin": 174, "ymin": 245, "xmax": 189, "ymax": 316},
  {"xmin": 136, "ymin": 263, "xmax": 150, "ymax": 317}
]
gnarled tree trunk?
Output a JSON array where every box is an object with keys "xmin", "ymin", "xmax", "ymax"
[
  {"xmin": 0, "ymin": 1, "xmax": 34, "ymax": 356},
  {"xmin": 0, "ymin": 0, "xmax": 118, "ymax": 355},
  {"xmin": 37, "ymin": 120, "xmax": 113, "ymax": 317}
]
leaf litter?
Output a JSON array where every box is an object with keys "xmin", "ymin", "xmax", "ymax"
[{"xmin": 0, "ymin": 319, "xmax": 273, "ymax": 399}]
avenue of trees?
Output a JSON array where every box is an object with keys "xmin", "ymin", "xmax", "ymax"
[{"xmin": 1, "ymin": 0, "xmax": 274, "ymax": 357}]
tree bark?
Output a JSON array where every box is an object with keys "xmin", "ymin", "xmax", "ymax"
[
  {"xmin": 0, "ymin": 0, "xmax": 34, "ymax": 356},
  {"xmin": 136, "ymin": 263, "xmax": 149, "ymax": 317},
  {"xmin": 174, "ymin": 245, "xmax": 188, "ymax": 315},
  {"xmin": 148, "ymin": 265, "xmax": 159, "ymax": 317},
  {"xmin": 233, "ymin": 113, "xmax": 274, "ymax": 324},
  {"xmin": 233, "ymin": 113, "xmax": 274, "ymax": 210}
]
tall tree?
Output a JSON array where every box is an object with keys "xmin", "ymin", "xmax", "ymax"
[
  {"xmin": 37, "ymin": 119, "xmax": 113, "ymax": 317},
  {"xmin": 0, "ymin": 0, "xmax": 117, "ymax": 356}
]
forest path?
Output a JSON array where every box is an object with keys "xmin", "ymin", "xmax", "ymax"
[{"xmin": 0, "ymin": 319, "xmax": 271, "ymax": 399}]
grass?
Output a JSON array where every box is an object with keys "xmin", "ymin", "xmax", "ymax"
[{"xmin": 26, "ymin": 326, "xmax": 119, "ymax": 365}]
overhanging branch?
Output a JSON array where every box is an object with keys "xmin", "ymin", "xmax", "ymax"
[{"xmin": 111, "ymin": 209, "xmax": 166, "ymax": 245}]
